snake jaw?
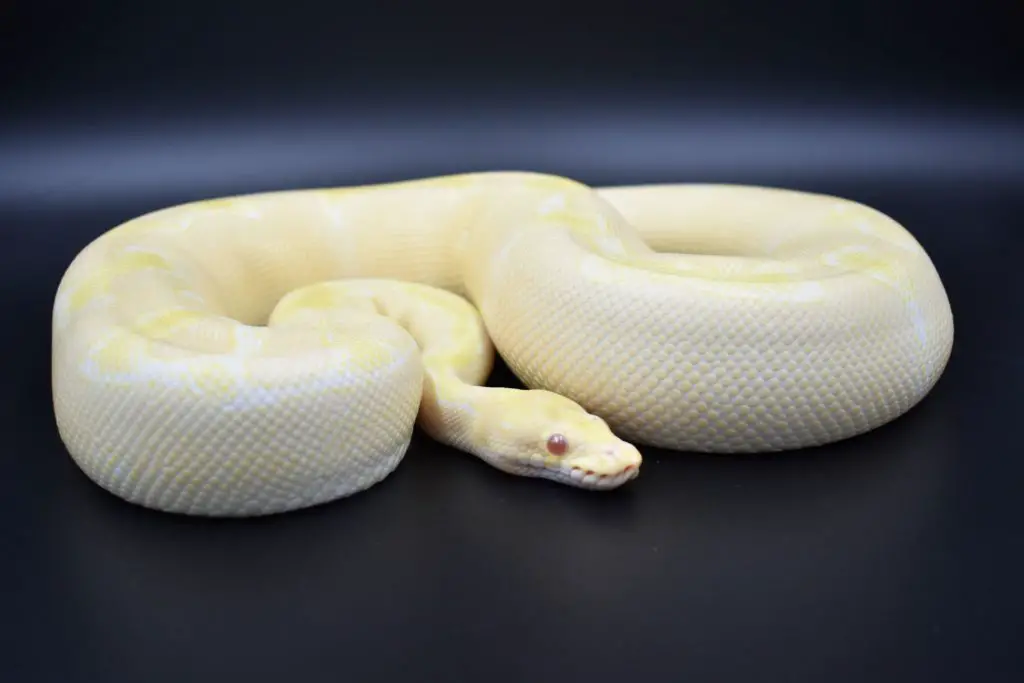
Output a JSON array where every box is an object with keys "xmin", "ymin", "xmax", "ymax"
[
  {"xmin": 561, "ymin": 460, "xmax": 641, "ymax": 490},
  {"xmin": 514, "ymin": 455, "xmax": 641, "ymax": 490}
]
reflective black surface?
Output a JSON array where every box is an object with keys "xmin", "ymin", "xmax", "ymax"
[{"xmin": 3, "ymin": 1, "xmax": 1022, "ymax": 681}]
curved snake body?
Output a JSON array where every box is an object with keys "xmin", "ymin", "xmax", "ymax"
[{"xmin": 51, "ymin": 172, "xmax": 954, "ymax": 516}]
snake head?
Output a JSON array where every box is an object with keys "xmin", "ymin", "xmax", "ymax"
[{"xmin": 471, "ymin": 388, "xmax": 642, "ymax": 489}]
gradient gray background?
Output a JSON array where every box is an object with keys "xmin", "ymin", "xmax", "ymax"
[{"xmin": 3, "ymin": 1, "xmax": 1022, "ymax": 682}]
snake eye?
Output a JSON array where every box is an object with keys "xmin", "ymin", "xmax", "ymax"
[{"xmin": 546, "ymin": 433, "xmax": 568, "ymax": 455}]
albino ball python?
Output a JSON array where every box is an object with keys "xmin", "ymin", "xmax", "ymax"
[{"xmin": 51, "ymin": 171, "xmax": 954, "ymax": 516}]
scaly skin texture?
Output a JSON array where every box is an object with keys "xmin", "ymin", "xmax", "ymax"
[{"xmin": 51, "ymin": 171, "xmax": 954, "ymax": 516}]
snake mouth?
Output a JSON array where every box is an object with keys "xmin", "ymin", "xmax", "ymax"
[{"xmin": 518, "ymin": 460, "xmax": 640, "ymax": 490}]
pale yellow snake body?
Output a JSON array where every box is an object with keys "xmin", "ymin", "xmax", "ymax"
[{"xmin": 51, "ymin": 172, "xmax": 954, "ymax": 516}]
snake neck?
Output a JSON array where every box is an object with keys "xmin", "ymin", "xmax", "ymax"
[{"xmin": 416, "ymin": 367, "xmax": 496, "ymax": 457}]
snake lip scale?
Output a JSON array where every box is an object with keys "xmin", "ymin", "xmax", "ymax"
[
  {"xmin": 51, "ymin": 171, "xmax": 954, "ymax": 517},
  {"xmin": 511, "ymin": 460, "xmax": 641, "ymax": 490}
]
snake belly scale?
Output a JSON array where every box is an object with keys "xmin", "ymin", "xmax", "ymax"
[{"xmin": 51, "ymin": 171, "xmax": 954, "ymax": 516}]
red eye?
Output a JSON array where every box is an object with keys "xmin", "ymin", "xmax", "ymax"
[{"xmin": 546, "ymin": 433, "xmax": 568, "ymax": 455}]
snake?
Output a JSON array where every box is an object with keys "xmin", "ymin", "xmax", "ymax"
[{"xmin": 51, "ymin": 171, "xmax": 954, "ymax": 516}]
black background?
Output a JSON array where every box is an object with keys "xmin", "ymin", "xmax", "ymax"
[{"xmin": 3, "ymin": 1, "xmax": 1023, "ymax": 681}]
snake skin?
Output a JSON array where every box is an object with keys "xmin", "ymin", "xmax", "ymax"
[{"xmin": 51, "ymin": 172, "xmax": 954, "ymax": 516}]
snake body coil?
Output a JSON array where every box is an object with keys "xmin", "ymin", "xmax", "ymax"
[{"xmin": 51, "ymin": 172, "xmax": 954, "ymax": 516}]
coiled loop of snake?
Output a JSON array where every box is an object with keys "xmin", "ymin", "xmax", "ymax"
[{"xmin": 51, "ymin": 171, "xmax": 953, "ymax": 516}]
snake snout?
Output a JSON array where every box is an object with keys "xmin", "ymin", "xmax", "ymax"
[
  {"xmin": 608, "ymin": 442, "xmax": 643, "ymax": 470},
  {"xmin": 572, "ymin": 442, "xmax": 642, "ymax": 479}
]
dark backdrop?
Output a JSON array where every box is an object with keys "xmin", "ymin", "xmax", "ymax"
[{"xmin": 3, "ymin": 2, "xmax": 1022, "ymax": 682}]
